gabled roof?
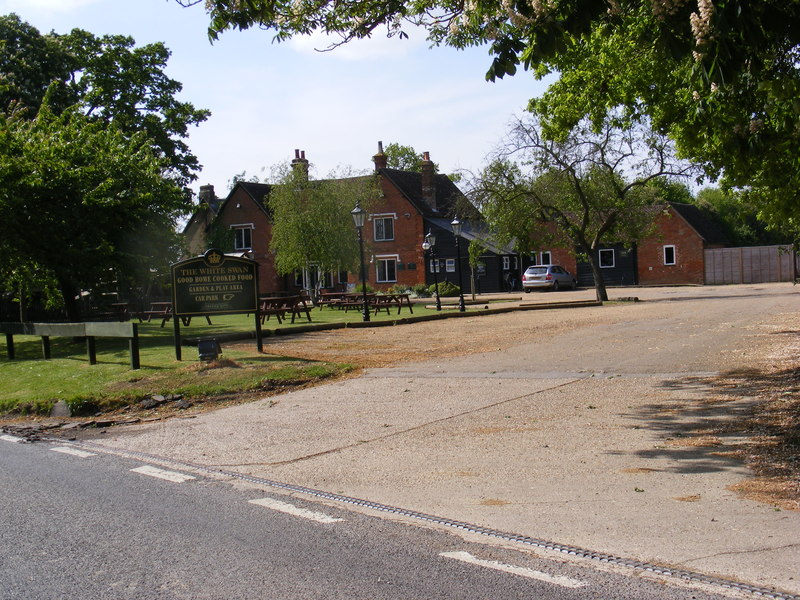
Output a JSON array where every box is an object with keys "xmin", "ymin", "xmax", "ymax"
[
  {"xmin": 669, "ymin": 202, "xmax": 728, "ymax": 245},
  {"xmin": 213, "ymin": 181, "xmax": 273, "ymax": 219},
  {"xmin": 426, "ymin": 217, "xmax": 514, "ymax": 255},
  {"xmin": 235, "ymin": 181, "xmax": 272, "ymax": 211},
  {"xmin": 377, "ymin": 168, "xmax": 481, "ymax": 220}
]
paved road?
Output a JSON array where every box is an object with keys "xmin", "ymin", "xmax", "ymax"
[
  {"xmin": 0, "ymin": 437, "xmax": 735, "ymax": 599},
  {"xmin": 18, "ymin": 283, "xmax": 800, "ymax": 597}
]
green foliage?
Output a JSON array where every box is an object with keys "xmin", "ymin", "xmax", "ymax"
[
  {"xmin": 267, "ymin": 163, "xmax": 379, "ymax": 276},
  {"xmin": 410, "ymin": 284, "xmax": 431, "ymax": 298},
  {"xmin": 383, "ymin": 142, "xmax": 437, "ymax": 172},
  {"xmin": 472, "ymin": 113, "xmax": 694, "ymax": 301},
  {"xmin": 695, "ymin": 187, "xmax": 791, "ymax": 247},
  {"xmin": 0, "ymin": 14, "xmax": 209, "ymax": 185},
  {"xmin": 189, "ymin": 1, "xmax": 800, "ymax": 240},
  {"xmin": 205, "ymin": 219, "xmax": 235, "ymax": 253},
  {"xmin": 352, "ymin": 282, "xmax": 376, "ymax": 295},
  {"xmin": 0, "ymin": 14, "xmax": 208, "ymax": 318},
  {"xmin": 430, "ymin": 280, "xmax": 460, "ymax": 297},
  {"xmin": 0, "ymin": 102, "xmax": 186, "ymax": 319}
]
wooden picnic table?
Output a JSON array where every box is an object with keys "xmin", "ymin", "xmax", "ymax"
[
  {"xmin": 139, "ymin": 302, "xmax": 212, "ymax": 328},
  {"xmin": 371, "ymin": 293, "xmax": 414, "ymax": 315},
  {"xmin": 91, "ymin": 302, "xmax": 131, "ymax": 322},
  {"xmin": 317, "ymin": 292, "xmax": 347, "ymax": 309},
  {"xmin": 340, "ymin": 293, "xmax": 375, "ymax": 312},
  {"xmin": 259, "ymin": 295, "xmax": 313, "ymax": 325}
]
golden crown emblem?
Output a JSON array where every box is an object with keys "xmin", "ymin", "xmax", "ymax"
[{"xmin": 204, "ymin": 248, "xmax": 223, "ymax": 265}]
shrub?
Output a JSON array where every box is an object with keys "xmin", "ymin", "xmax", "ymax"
[
  {"xmin": 353, "ymin": 283, "xmax": 375, "ymax": 294},
  {"xmin": 410, "ymin": 284, "xmax": 431, "ymax": 298},
  {"xmin": 388, "ymin": 284, "xmax": 412, "ymax": 295},
  {"xmin": 429, "ymin": 281, "xmax": 461, "ymax": 297}
]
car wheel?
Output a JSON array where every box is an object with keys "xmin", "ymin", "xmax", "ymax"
[
  {"xmin": 552, "ymin": 281, "xmax": 560, "ymax": 291},
  {"xmin": 524, "ymin": 288, "xmax": 531, "ymax": 293},
  {"xmin": 572, "ymin": 279, "xmax": 578, "ymax": 289}
]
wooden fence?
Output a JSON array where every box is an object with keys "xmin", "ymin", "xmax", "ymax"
[
  {"xmin": 704, "ymin": 245, "xmax": 799, "ymax": 285},
  {"xmin": 1, "ymin": 322, "xmax": 140, "ymax": 369}
]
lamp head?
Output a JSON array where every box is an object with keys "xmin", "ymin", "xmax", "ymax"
[{"xmin": 351, "ymin": 204, "xmax": 366, "ymax": 229}]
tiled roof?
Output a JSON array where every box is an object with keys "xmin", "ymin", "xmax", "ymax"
[
  {"xmin": 237, "ymin": 182, "xmax": 272, "ymax": 210},
  {"xmin": 669, "ymin": 202, "xmax": 728, "ymax": 245},
  {"xmin": 377, "ymin": 168, "xmax": 481, "ymax": 220}
]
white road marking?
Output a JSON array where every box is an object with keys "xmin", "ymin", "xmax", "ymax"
[
  {"xmin": 51, "ymin": 446, "xmax": 97, "ymax": 458},
  {"xmin": 1, "ymin": 434, "xmax": 23, "ymax": 443},
  {"xmin": 440, "ymin": 551, "xmax": 587, "ymax": 589},
  {"xmin": 130, "ymin": 465, "xmax": 196, "ymax": 483},
  {"xmin": 248, "ymin": 497, "xmax": 344, "ymax": 524}
]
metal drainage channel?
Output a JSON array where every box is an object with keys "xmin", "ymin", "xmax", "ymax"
[{"xmin": 65, "ymin": 439, "xmax": 796, "ymax": 600}]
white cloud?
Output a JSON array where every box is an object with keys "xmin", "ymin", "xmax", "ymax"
[{"xmin": 288, "ymin": 24, "xmax": 427, "ymax": 61}]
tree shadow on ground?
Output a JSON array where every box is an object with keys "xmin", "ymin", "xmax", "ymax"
[{"xmin": 616, "ymin": 362, "xmax": 800, "ymax": 509}]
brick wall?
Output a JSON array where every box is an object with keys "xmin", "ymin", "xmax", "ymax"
[
  {"xmin": 215, "ymin": 188, "xmax": 285, "ymax": 294},
  {"xmin": 357, "ymin": 177, "xmax": 426, "ymax": 291},
  {"xmin": 638, "ymin": 208, "xmax": 705, "ymax": 285}
]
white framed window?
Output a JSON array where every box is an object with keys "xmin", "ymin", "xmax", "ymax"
[
  {"xmin": 445, "ymin": 258, "xmax": 456, "ymax": 272},
  {"xmin": 429, "ymin": 259, "xmax": 441, "ymax": 273},
  {"xmin": 373, "ymin": 215, "xmax": 395, "ymax": 241},
  {"xmin": 231, "ymin": 224, "xmax": 253, "ymax": 250},
  {"xmin": 540, "ymin": 251, "xmax": 551, "ymax": 265},
  {"xmin": 502, "ymin": 256, "xmax": 510, "ymax": 270},
  {"xmin": 599, "ymin": 248, "xmax": 615, "ymax": 268},
  {"xmin": 376, "ymin": 256, "xmax": 398, "ymax": 282},
  {"xmin": 663, "ymin": 245, "xmax": 676, "ymax": 266}
]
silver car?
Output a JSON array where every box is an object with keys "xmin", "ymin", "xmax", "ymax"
[{"xmin": 522, "ymin": 265, "xmax": 577, "ymax": 291}]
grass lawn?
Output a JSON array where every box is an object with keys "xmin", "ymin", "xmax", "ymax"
[{"xmin": 0, "ymin": 304, "xmax": 430, "ymax": 416}]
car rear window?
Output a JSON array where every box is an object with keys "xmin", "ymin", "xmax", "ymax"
[{"xmin": 527, "ymin": 267, "xmax": 548, "ymax": 275}]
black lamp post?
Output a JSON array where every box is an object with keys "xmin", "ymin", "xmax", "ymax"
[
  {"xmin": 350, "ymin": 203, "xmax": 370, "ymax": 322},
  {"xmin": 422, "ymin": 230, "xmax": 441, "ymax": 311},
  {"xmin": 451, "ymin": 218, "xmax": 466, "ymax": 312}
]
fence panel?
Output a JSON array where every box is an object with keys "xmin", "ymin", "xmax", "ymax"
[{"xmin": 705, "ymin": 245, "xmax": 798, "ymax": 285}]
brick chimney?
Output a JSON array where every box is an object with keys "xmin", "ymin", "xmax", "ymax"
[
  {"xmin": 420, "ymin": 151, "xmax": 436, "ymax": 211},
  {"xmin": 373, "ymin": 141, "xmax": 388, "ymax": 171},
  {"xmin": 198, "ymin": 184, "xmax": 220, "ymax": 213},
  {"xmin": 291, "ymin": 149, "xmax": 309, "ymax": 179}
]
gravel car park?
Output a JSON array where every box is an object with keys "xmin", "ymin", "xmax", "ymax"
[{"xmin": 521, "ymin": 265, "xmax": 578, "ymax": 291}]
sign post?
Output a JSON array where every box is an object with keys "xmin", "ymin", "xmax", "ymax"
[{"xmin": 170, "ymin": 249, "xmax": 261, "ymax": 360}]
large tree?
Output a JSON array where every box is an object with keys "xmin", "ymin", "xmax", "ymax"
[
  {"xmin": 267, "ymin": 165, "xmax": 379, "ymax": 286},
  {"xmin": 0, "ymin": 101, "xmax": 186, "ymax": 321},
  {"xmin": 1, "ymin": 13, "xmax": 209, "ymax": 186},
  {"xmin": 0, "ymin": 15, "xmax": 209, "ymax": 319},
  {"xmin": 472, "ymin": 114, "xmax": 696, "ymax": 301},
  {"xmin": 183, "ymin": 0, "xmax": 800, "ymax": 240}
]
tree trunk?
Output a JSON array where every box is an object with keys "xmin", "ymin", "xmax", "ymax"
[
  {"xmin": 587, "ymin": 256, "xmax": 608, "ymax": 302},
  {"xmin": 58, "ymin": 278, "xmax": 82, "ymax": 322}
]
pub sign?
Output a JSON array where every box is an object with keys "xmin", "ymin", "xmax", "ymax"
[{"xmin": 171, "ymin": 249, "xmax": 259, "ymax": 316}]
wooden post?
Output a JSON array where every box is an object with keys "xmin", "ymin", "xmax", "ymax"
[
  {"xmin": 5, "ymin": 333, "xmax": 14, "ymax": 360},
  {"xmin": 86, "ymin": 336, "xmax": 97, "ymax": 365},
  {"xmin": 255, "ymin": 312, "xmax": 263, "ymax": 353},
  {"xmin": 41, "ymin": 336, "xmax": 51, "ymax": 359},
  {"xmin": 130, "ymin": 324, "xmax": 140, "ymax": 370},
  {"xmin": 173, "ymin": 314, "xmax": 181, "ymax": 361}
]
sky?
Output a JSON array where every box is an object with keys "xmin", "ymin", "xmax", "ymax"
[{"xmin": 0, "ymin": 0, "xmax": 554, "ymax": 199}]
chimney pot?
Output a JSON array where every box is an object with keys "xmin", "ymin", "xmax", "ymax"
[
  {"xmin": 373, "ymin": 141, "xmax": 388, "ymax": 171},
  {"xmin": 421, "ymin": 152, "xmax": 436, "ymax": 211}
]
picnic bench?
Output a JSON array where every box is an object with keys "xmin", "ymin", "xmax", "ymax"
[
  {"xmin": 139, "ymin": 302, "xmax": 212, "ymax": 328},
  {"xmin": 371, "ymin": 293, "xmax": 414, "ymax": 316},
  {"xmin": 259, "ymin": 295, "xmax": 313, "ymax": 325},
  {"xmin": 317, "ymin": 292, "xmax": 347, "ymax": 310}
]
